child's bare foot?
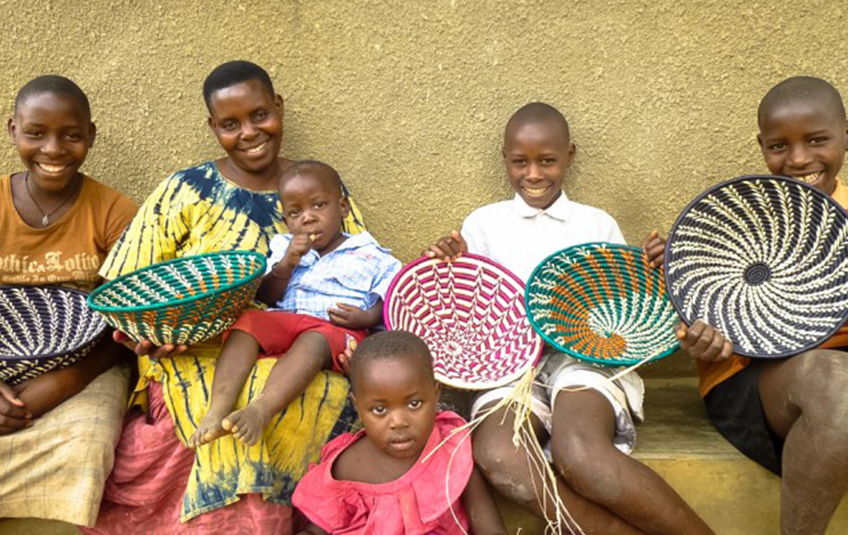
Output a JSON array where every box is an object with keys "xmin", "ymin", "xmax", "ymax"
[
  {"xmin": 188, "ymin": 407, "xmax": 231, "ymax": 449},
  {"xmin": 222, "ymin": 402, "xmax": 272, "ymax": 446}
]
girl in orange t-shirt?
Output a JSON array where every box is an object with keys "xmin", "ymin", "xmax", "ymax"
[{"xmin": 0, "ymin": 75, "xmax": 136, "ymax": 527}]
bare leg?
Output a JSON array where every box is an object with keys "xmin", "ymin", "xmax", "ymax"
[
  {"xmin": 223, "ymin": 331, "xmax": 332, "ymax": 446},
  {"xmin": 189, "ymin": 329, "xmax": 260, "ymax": 448},
  {"xmin": 759, "ymin": 349, "xmax": 848, "ymax": 535},
  {"xmin": 551, "ymin": 390, "xmax": 714, "ymax": 535},
  {"xmin": 473, "ymin": 402, "xmax": 649, "ymax": 535}
]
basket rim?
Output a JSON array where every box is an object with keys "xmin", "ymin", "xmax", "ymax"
[
  {"xmin": 663, "ymin": 174, "xmax": 848, "ymax": 359},
  {"xmin": 526, "ymin": 242, "xmax": 680, "ymax": 367},
  {"xmin": 383, "ymin": 253, "xmax": 545, "ymax": 389},
  {"xmin": 0, "ymin": 284, "xmax": 108, "ymax": 361},
  {"xmin": 87, "ymin": 250, "xmax": 267, "ymax": 314}
]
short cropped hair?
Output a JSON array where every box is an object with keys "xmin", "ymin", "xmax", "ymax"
[
  {"xmin": 505, "ymin": 102, "xmax": 571, "ymax": 143},
  {"xmin": 14, "ymin": 75, "xmax": 91, "ymax": 118},
  {"xmin": 349, "ymin": 331, "xmax": 435, "ymax": 393},
  {"xmin": 280, "ymin": 160, "xmax": 344, "ymax": 196},
  {"xmin": 202, "ymin": 60, "xmax": 275, "ymax": 112},
  {"xmin": 758, "ymin": 76, "xmax": 846, "ymax": 125}
]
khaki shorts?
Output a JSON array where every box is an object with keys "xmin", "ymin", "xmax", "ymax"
[{"xmin": 471, "ymin": 351, "xmax": 645, "ymax": 456}]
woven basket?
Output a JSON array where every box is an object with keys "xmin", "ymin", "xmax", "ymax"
[
  {"xmin": 88, "ymin": 251, "xmax": 266, "ymax": 346},
  {"xmin": 526, "ymin": 243, "xmax": 679, "ymax": 366},
  {"xmin": 0, "ymin": 286, "xmax": 108, "ymax": 385},
  {"xmin": 665, "ymin": 175, "xmax": 848, "ymax": 358},
  {"xmin": 384, "ymin": 254, "xmax": 544, "ymax": 390}
]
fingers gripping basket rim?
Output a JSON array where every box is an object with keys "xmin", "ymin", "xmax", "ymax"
[
  {"xmin": 663, "ymin": 174, "xmax": 848, "ymax": 359},
  {"xmin": 87, "ymin": 250, "xmax": 267, "ymax": 345},
  {"xmin": 0, "ymin": 285, "xmax": 108, "ymax": 385},
  {"xmin": 525, "ymin": 242, "xmax": 680, "ymax": 367},
  {"xmin": 383, "ymin": 254, "xmax": 545, "ymax": 390}
]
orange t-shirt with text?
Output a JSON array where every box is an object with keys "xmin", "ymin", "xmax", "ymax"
[
  {"xmin": 698, "ymin": 178, "xmax": 848, "ymax": 397},
  {"xmin": 0, "ymin": 174, "xmax": 137, "ymax": 292}
]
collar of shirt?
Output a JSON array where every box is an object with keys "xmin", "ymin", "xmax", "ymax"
[
  {"xmin": 298, "ymin": 230, "xmax": 379, "ymax": 266},
  {"xmin": 510, "ymin": 191, "xmax": 571, "ymax": 221}
]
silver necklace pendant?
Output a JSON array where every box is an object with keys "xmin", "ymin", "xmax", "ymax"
[{"xmin": 24, "ymin": 172, "xmax": 79, "ymax": 228}]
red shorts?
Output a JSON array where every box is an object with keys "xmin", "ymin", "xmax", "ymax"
[{"xmin": 226, "ymin": 310, "xmax": 367, "ymax": 372}]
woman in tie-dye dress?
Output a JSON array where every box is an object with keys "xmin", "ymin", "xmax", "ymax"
[{"xmin": 86, "ymin": 61, "xmax": 367, "ymax": 535}]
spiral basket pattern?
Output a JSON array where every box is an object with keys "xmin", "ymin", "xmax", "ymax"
[
  {"xmin": 665, "ymin": 175, "xmax": 848, "ymax": 358},
  {"xmin": 88, "ymin": 251, "xmax": 266, "ymax": 346},
  {"xmin": 384, "ymin": 254, "xmax": 544, "ymax": 390},
  {"xmin": 526, "ymin": 243, "xmax": 679, "ymax": 366},
  {"xmin": 0, "ymin": 286, "xmax": 108, "ymax": 385}
]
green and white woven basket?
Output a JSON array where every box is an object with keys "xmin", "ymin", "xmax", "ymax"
[{"xmin": 88, "ymin": 251, "xmax": 266, "ymax": 346}]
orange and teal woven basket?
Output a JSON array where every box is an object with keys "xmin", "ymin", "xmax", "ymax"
[
  {"xmin": 88, "ymin": 251, "xmax": 266, "ymax": 346},
  {"xmin": 526, "ymin": 243, "xmax": 679, "ymax": 366}
]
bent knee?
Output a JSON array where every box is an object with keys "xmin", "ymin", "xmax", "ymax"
[
  {"xmin": 552, "ymin": 440, "xmax": 591, "ymax": 481},
  {"xmin": 551, "ymin": 434, "xmax": 622, "ymax": 501},
  {"xmin": 792, "ymin": 350, "xmax": 848, "ymax": 405},
  {"xmin": 473, "ymin": 440, "xmax": 539, "ymax": 505},
  {"xmin": 792, "ymin": 349, "xmax": 848, "ymax": 377}
]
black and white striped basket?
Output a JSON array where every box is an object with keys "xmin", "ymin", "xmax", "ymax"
[
  {"xmin": 665, "ymin": 175, "xmax": 848, "ymax": 358},
  {"xmin": 0, "ymin": 286, "xmax": 108, "ymax": 384}
]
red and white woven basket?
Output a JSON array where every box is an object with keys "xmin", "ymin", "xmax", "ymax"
[{"xmin": 383, "ymin": 254, "xmax": 544, "ymax": 390}]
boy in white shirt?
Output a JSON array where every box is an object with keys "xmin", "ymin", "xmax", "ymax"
[{"xmin": 425, "ymin": 103, "xmax": 712, "ymax": 534}]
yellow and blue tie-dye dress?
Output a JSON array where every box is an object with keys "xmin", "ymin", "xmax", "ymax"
[{"xmin": 99, "ymin": 161, "xmax": 365, "ymax": 522}]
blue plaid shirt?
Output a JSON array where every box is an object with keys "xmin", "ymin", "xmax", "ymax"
[{"xmin": 266, "ymin": 231, "xmax": 402, "ymax": 321}]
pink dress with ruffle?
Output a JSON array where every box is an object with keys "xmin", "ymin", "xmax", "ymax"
[{"xmin": 293, "ymin": 411, "xmax": 472, "ymax": 535}]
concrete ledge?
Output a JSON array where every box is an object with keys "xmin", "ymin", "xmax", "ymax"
[
  {"xmin": 639, "ymin": 377, "xmax": 848, "ymax": 535},
  {"xmin": 497, "ymin": 377, "xmax": 848, "ymax": 534},
  {"xmin": 0, "ymin": 518, "xmax": 78, "ymax": 534},
  {"xmin": 4, "ymin": 378, "xmax": 846, "ymax": 534}
]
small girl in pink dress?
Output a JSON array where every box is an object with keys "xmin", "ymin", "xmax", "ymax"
[{"xmin": 293, "ymin": 331, "xmax": 506, "ymax": 535}]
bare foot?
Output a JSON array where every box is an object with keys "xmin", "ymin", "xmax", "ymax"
[
  {"xmin": 222, "ymin": 402, "xmax": 272, "ymax": 446},
  {"xmin": 188, "ymin": 407, "xmax": 231, "ymax": 449}
]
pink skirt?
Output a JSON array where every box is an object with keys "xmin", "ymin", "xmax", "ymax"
[{"xmin": 81, "ymin": 382, "xmax": 293, "ymax": 535}]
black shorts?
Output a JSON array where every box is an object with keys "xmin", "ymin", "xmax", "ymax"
[{"xmin": 703, "ymin": 362, "xmax": 784, "ymax": 475}]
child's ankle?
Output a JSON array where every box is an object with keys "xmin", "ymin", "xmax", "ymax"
[
  {"xmin": 249, "ymin": 395, "xmax": 276, "ymax": 420},
  {"xmin": 206, "ymin": 401, "xmax": 233, "ymax": 416}
]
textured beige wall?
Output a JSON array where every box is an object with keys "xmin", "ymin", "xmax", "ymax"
[{"xmin": 1, "ymin": 0, "xmax": 847, "ymax": 265}]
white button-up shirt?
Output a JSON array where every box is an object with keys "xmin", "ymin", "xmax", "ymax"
[{"xmin": 461, "ymin": 192, "xmax": 625, "ymax": 282}]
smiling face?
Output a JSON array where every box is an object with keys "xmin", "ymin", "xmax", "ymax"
[
  {"xmin": 207, "ymin": 79, "xmax": 283, "ymax": 178},
  {"xmin": 758, "ymin": 100, "xmax": 848, "ymax": 195},
  {"xmin": 352, "ymin": 355, "xmax": 440, "ymax": 460},
  {"xmin": 279, "ymin": 168, "xmax": 349, "ymax": 255},
  {"xmin": 8, "ymin": 92, "xmax": 95, "ymax": 193},
  {"xmin": 503, "ymin": 120, "xmax": 575, "ymax": 209}
]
